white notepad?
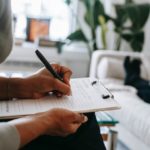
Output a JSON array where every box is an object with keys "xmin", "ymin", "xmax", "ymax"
[{"xmin": 0, "ymin": 78, "xmax": 121, "ymax": 119}]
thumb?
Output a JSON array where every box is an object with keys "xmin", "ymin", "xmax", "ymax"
[
  {"xmin": 73, "ymin": 113, "xmax": 88, "ymax": 124},
  {"xmin": 69, "ymin": 114, "xmax": 88, "ymax": 133}
]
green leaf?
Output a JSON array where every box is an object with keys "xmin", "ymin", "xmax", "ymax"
[
  {"xmin": 130, "ymin": 39, "xmax": 143, "ymax": 52},
  {"xmin": 126, "ymin": 4, "xmax": 150, "ymax": 31},
  {"xmin": 121, "ymin": 32, "xmax": 144, "ymax": 52},
  {"xmin": 121, "ymin": 33, "xmax": 132, "ymax": 42},
  {"xmin": 136, "ymin": 4, "xmax": 150, "ymax": 29},
  {"xmin": 125, "ymin": 0, "xmax": 134, "ymax": 4},
  {"xmin": 67, "ymin": 29, "xmax": 88, "ymax": 42},
  {"xmin": 113, "ymin": 3, "xmax": 150, "ymax": 31},
  {"xmin": 83, "ymin": 0, "xmax": 96, "ymax": 29},
  {"xmin": 56, "ymin": 41, "xmax": 66, "ymax": 54},
  {"xmin": 114, "ymin": 5, "xmax": 128, "ymax": 27},
  {"xmin": 84, "ymin": 11, "xmax": 93, "ymax": 27},
  {"xmin": 64, "ymin": 0, "xmax": 72, "ymax": 5},
  {"xmin": 131, "ymin": 32, "xmax": 144, "ymax": 52},
  {"xmin": 82, "ymin": 0, "xmax": 95, "ymax": 10},
  {"xmin": 84, "ymin": 0, "xmax": 107, "ymax": 29},
  {"xmin": 94, "ymin": 0, "xmax": 106, "ymax": 26},
  {"xmin": 98, "ymin": 15, "xmax": 108, "ymax": 49}
]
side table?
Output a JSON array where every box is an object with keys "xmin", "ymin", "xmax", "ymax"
[{"xmin": 96, "ymin": 112, "xmax": 119, "ymax": 150}]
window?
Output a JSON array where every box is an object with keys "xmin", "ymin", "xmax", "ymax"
[{"xmin": 11, "ymin": 0, "xmax": 77, "ymax": 41}]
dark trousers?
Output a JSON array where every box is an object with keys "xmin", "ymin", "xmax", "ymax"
[{"xmin": 21, "ymin": 113, "xmax": 106, "ymax": 150}]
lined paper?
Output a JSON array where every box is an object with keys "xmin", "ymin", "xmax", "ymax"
[{"xmin": 0, "ymin": 78, "xmax": 121, "ymax": 119}]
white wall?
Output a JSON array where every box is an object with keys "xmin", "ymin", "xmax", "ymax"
[
  {"xmin": 143, "ymin": 14, "xmax": 150, "ymax": 53},
  {"xmin": 1, "ymin": 43, "xmax": 90, "ymax": 78}
]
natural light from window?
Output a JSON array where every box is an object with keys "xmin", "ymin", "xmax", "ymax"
[{"xmin": 11, "ymin": 0, "xmax": 72, "ymax": 40}]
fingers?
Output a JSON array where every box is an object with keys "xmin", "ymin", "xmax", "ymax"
[
  {"xmin": 43, "ymin": 109, "xmax": 88, "ymax": 137},
  {"xmin": 53, "ymin": 91, "xmax": 63, "ymax": 97},
  {"xmin": 53, "ymin": 79, "xmax": 71, "ymax": 95},
  {"xmin": 72, "ymin": 113, "xmax": 88, "ymax": 124},
  {"xmin": 52, "ymin": 64, "xmax": 72, "ymax": 85},
  {"xmin": 61, "ymin": 68, "xmax": 72, "ymax": 85},
  {"xmin": 63, "ymin": 73, "xmax": 72, "ymax": 85},
  {"xmin": 66, "ymin": 113, "xmax": 88, "ymax": 135}
]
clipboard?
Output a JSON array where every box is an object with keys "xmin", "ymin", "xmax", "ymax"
[{"xmin": 0, "ymin": 78, "xmax": 121, "ymax": 119}]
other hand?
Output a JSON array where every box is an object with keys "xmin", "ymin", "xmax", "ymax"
[{"xmin": 36, "ymin": 108, "xmax": 88, "ymax": 137}]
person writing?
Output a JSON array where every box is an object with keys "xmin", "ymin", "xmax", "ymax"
[{"xmin": 0, "ymin": 0, "xmax": 106, "ymax": 150}]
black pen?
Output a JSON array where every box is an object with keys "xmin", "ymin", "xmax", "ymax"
[{"xmin": 35, "ymin": 49, "xmax": 64, "ymax": 82}]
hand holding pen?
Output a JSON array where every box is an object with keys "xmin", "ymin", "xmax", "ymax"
[{"xmin": 35, "ymin": 50, "xmax": 72, "ymax": 96}]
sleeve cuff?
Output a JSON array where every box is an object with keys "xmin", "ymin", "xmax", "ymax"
[{"xmin": 0, "ymin": 122, "xmax": 20, "ymax": 150}]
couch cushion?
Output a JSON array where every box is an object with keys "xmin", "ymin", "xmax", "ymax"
[
  {"xmin": 97, "ymin": 56, "xmax": 148, "ymax": 80},
  {"xmin": 108, "ymin": 91, "xmax": 150, "ymax": 146},
  {"xmin": 142, "ymin": 54, "xmax": 150, "ymax": 80},
  {"xmin": 101, "ymin": 78, "xmax": 150, "ymax": 146}
]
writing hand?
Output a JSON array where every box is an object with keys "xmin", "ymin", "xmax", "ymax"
[{"xmin": 7, "ymin": 64, "xmax": 72, "ymax": 99}]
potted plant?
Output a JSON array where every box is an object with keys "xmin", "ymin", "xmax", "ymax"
[
  {"xmin": 106, "ymin": 0, "xmax": 150, "ymax": 51},
  {"xmin": 64, "ymin": 0, "xmax": 108, "ymax": 57},
  {"xmin": 63, "ymin": 0, "xmax": 150, "ymax": 56}
]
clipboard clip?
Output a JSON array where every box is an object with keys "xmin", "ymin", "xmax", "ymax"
[
  {"xmin": 105, "ymin": 87, "xmax": 114, "ymax": 99},
  {"xmin": 91, "ymin": 80, "xmax": 114, "ymax": 99},
  {"xmin": 102, "ymin": 94, "xmax": 110, "ymax": 99},
  {"xmin": 91, "ymin": 80, "xmax": 97, "ymax": 86}
]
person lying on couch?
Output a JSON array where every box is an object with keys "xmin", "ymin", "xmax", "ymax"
[{"xmin": 124, "ymin": 56, "xmax": 150, "ymax": 103}]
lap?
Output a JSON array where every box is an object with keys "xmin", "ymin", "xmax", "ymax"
[{"xmin": 21, "ymin": 113, "xmax": 106, "ymax": 150}]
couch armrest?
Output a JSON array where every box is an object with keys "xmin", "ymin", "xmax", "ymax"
[{"xmin": 89, "ymin": 50, "xmax": 149, "ymax": 79}]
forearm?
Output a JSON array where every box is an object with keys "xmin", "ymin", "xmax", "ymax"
[
  {"xmin": 2, "ymin": 108, "xmax": 86, "ymax": 149},
  {"xmin": 0, "ymin": 77, "xmax": 31, "ymax": 100},
  {"xmin": 0, "ymin": 77, "xmax": 9, "ymax": 99},
  {"xmin": 9, "ymin": 115, "xmax": 48, "ymax": 148}
]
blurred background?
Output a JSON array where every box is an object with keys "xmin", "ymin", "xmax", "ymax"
[
  {"xmin": 0, "ymin": 0, "xmax": 149, "ymax": 78},
  {"xmin": 0, "ymin": 1, "xmax": 150, "ymax": 150}
]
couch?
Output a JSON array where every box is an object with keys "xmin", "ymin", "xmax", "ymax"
[{"xmin": 90, "ymin": 50, "xmax": 150, "ymax": 150}]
